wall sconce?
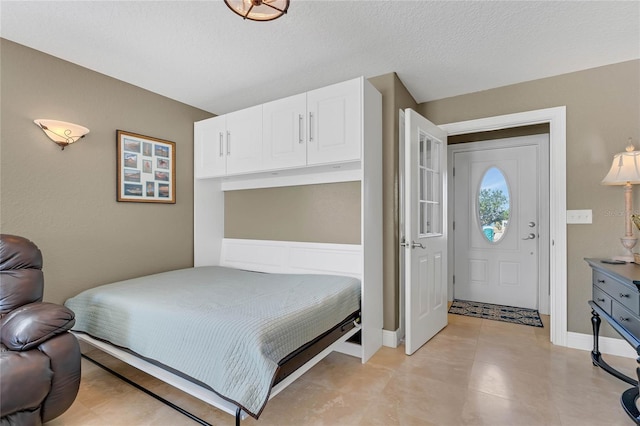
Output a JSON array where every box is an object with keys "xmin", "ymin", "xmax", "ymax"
[
  {"xmin": 602, "ymin": 138, "xmax": 640, "ymax": 261},
  {"xmin": 33, "ymin": 119, "xmax": 90, "ymax": 150}
]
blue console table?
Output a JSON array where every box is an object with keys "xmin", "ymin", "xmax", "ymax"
[{"xmin": 586, "ymin": 258, "xmax": 640, "ymax": 424}]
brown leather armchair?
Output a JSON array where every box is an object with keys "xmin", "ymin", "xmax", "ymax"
[{"xmin": 0, "ymin": 234, "xmax": 81, "ymax": 425}]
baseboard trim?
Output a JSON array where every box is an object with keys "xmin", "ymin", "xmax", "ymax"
[
  {"xmin": 382, "ymin": 329, "xmax": 401, "ymax": 348},
  {"xmin": 566, "ymin": 331, "xmax": 637, "ymax": 359},
  {"xmin": 384, "ymin": 327, "xmax": 636, "ymax": 358}
]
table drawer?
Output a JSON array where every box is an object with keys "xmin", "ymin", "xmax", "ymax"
[
  {"xmin": 593, "ymin": 270, "xmax": 640, "ymax": 315},
  {"xmin": 593, "ymin": 285, "xmax": 612, "ymax": 315},
  {"xmin": 612, "ymin": 301, "xmax": 640, "ymax": 338}
]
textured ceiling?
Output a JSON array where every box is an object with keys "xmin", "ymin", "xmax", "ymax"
[{"xmin": 1, "ymin": 0, "xmax": 639, "ymax": 115}]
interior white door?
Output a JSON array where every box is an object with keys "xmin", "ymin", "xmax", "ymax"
[
  {"xmin": 403, "ymin": 108, "xmax": 448, "ymax": 356},
  {"xmin": 453, "ymin": 144, "xmax": 539, "ymax": 309}
]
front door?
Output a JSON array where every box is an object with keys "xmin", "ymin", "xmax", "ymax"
[
  {"xmin": 403, "ymin": 109, "xmax": 448, "ymax": 355},
  {"xmin": 453, "ymin": 140, "xmax": 540, "ymax": 309}
]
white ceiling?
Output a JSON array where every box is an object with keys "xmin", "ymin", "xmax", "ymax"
[{"xmin": 1, "ymin": 1, "xmax": 639, "ymax": 115}]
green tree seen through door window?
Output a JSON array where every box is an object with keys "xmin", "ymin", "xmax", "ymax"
[{"xmin": 479, "ymin": 188, "xmax": 509, "ymax": 228}]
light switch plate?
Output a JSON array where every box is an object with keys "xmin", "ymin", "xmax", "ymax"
[{"xmin": 567, "ymin": 209, "xmax": 592, "ymax": 224}]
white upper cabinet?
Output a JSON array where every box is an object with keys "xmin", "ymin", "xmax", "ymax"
[
  {"xmin": 307, "ymin": 78, "xmax": 361, "ymax": 165},
  {"xmin": 262, "ymin": 93, "xmax": 307, "ymax": 170},
  {"xmin": 194, "ymin": 115, "xmax": 227, "ymax": 178},
  {"xmin": 194, "ymin": 105, "xmax": 262, "ymax": 178},
  {"xmin": 195, "ymin": 77, "xmax": 372, "ymax": 179},
  {"xmin": 225, "ymin": 105, "xmax": 263, "ymax": 175}
]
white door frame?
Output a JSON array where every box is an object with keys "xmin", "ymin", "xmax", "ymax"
[
  {"xmin": 398, "ymin": 109, "xmax": 407, "ymax": 345},
  {"xmin": 439, "ymin": 106, "xmax": 567, "ymax": 346},
  {"xmin": 448, "ymin": 135, "xmax": 550, "ymax": 314}
]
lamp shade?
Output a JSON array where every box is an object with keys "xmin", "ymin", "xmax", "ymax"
[
  {"xmin": 602, "ymin": 144, "xmax": 640, "ymax": 185},
  {"xmin": 34, "ymin": 119, "xmax": 90, "ymax": 150},
  {"xmin": 224, "ymin": 0, "xmax": 289, "ymax": 21}
]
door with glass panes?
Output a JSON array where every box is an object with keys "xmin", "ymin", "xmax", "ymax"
[{"xmin": 402, "ymin": 109, "xmax": 448, "ymax": 355}]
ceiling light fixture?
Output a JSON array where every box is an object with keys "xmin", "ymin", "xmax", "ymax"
[
  {"xmin": 34, "ymin": 119, "xmax": 90, "ymax": 150},
  {"xmin": 224, "ymin": 0, "xmax": 289, "ymax": 21}
]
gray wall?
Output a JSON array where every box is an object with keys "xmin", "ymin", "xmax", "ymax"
[
  {"xmin": 0, "ymin": 39, "xmax": 213, "ymax": 304},
  {"xmin": 419, "ymin": 59, "xmax": 640, "ymax": 336}
]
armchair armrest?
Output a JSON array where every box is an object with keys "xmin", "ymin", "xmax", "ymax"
[{"xmin": 0, "ymin": 302, "xmax": 75, "ymax": 351}]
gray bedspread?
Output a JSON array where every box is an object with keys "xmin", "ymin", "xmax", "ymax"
[{"xmin": 64, "ymin": 266, "xmax": 360, "ymax": 418}]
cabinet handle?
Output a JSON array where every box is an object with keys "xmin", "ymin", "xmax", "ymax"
[
  {"xmin": 227, "ymin": 131, "xmax": 231, "ymax": 155},
  {"xmin": 309, "ymin": 112, "xmax": 314, "ymax": 142},
  {"xmin": 619, "ymin": 293, "xmax": 630, "ymax": 298},
  {"xmin": 299, "ymin": 114, "xmax": 304, "ymax": 144},
  {"xmin": 620, "ymin": 317, "xmax": 630, "ymax": 322},
  {"xmin": 597, "ymin": 279, "xmax": 605, "ymax": 284},
  {"xmin": 219, "ymin": 132, "xmax": 224, "ymax": 157},
  {"xmin": 597, "ymin": 298, "xmax": 605, "ymax": 302}
]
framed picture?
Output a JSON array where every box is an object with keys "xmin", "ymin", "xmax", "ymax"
[{"xmin": 117, "ymin": 130, "xmax": 176, "ymax": 203}]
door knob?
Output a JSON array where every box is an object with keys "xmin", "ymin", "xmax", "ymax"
[
  {"xmin": 400, "ymin": 239, "xmax": 425, "ymax": 249},
  {"xmin": 522, "ymin": 233, "xmax": 536, "ymax": 240}
]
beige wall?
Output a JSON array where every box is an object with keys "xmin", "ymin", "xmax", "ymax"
[
  {"xmin": 224, "ymin": 182, "xmax": 361, "ymax": 244},
  {"xmin": 0, "ymin": 39, "xmax": 213, "ymax": 304},
  {"xmin": 6, "ymin": 36, "xmax": 636, "ymax": 338},
  {"xmin": 448, "ymin": 123, "xmax": 549, "ymax": 144},
  {"xmin": 419, "ymin": 59, "xmax": 640, "ymax": 336},
  {"xmin": 369, "ymin": 73, "xmax": 418, "ymax": 331}
]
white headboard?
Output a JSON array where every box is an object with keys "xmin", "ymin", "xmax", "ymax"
[{"xmin": 220, "ymin": 238, "xmax": 362, "ymax": 279}]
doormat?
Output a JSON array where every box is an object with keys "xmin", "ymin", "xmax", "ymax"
[{"xmin": 448, "ymin": 299, "xmax": 543, "ymax": 327}]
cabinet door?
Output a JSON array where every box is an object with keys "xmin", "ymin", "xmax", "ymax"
[
  {"xmin": 225, "ymin": 105, "xmax": 263, "ymax": 175},
  {"xmin": 307, "ymin": 77, "xmax": 361, "ymax": 165},
  {"xmin": 194, "ymin": 115, "xmax": 227, "ymax": 178},
  {"xmin": 262, "ymin": 93, "xmax": 307, "ymax": 170}
]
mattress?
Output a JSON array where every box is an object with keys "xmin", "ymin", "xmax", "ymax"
[{"xmin": 64, "ymin": 266, "xmax": 361, "ymax": 418}]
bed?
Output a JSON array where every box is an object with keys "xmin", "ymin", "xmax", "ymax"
[
  {"xmin": 69, "ymin": 77, "xmax": 383, "ymax": 424},
  {"xmin": 64, "ymin": 262, "xmax": 363, "ymax": 423}
]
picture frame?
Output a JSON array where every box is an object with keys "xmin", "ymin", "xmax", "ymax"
[{"xmin": 117, "ymin": 130, "xmax": 176, "ymax": 203}]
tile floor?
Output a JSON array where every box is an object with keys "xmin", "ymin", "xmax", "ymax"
[{"xmin": 47, "ymin": 314, "xmax": 636, "ymax": 425}]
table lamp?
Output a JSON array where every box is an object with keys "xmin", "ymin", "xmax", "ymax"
[{"xmin": 602, "ymin": 139, "xmax": 640, "ymax": 262}]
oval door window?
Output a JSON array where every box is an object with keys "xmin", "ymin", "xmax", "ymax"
[{"xmin": 478, "ymin": 167, "xmax": 510, "ymax": 243}]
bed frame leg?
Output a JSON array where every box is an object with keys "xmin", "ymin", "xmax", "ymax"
[
  {"xmin": 236, "ymin": 406, "xmax": 242, "ymax": 426},
  {"xmin": 82, "ymin": 354, "xmax": 213, "ymax": 426}
]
